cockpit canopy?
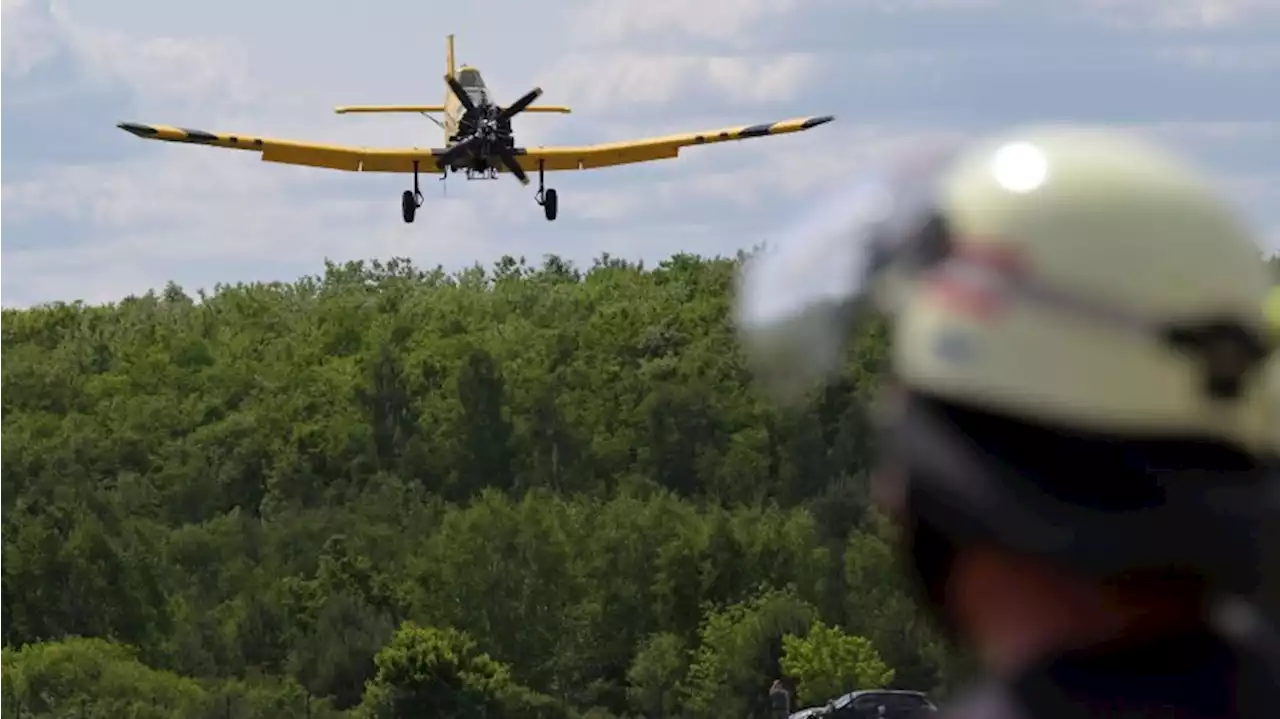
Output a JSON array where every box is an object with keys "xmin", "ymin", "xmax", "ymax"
[{"xmin": 455, "ymin": 66, "xmax": 490, "ymax": 106}]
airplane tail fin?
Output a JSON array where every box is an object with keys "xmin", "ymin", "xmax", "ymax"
[
  {"xmin": 446, "ymin": 34, "xmax": 456, "ymax": 80},
  {"xmin": 444, "ymin": 34, "xmax": 457, "ymax": 144}
]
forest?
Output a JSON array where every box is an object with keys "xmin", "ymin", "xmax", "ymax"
[{"xmin": 6, "ymin": 251, "xmax": 1273, "ymax": 717}]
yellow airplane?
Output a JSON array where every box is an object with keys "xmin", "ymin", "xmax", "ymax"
[{"xmin": 117, "ymin": 34, "xmax": 834, "ymax": 223}]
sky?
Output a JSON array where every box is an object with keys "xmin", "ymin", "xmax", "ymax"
[{"xmin": 3, "ymin": 0, "xmax": 1279, "ymax": 307}]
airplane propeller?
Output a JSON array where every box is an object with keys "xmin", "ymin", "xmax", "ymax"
[
  {"xmin": 445, "ymin": 74, "xmax": 477, "ymax": 114},
  {"xmin": 438, "ymin": 74, "xmax": 543, "ymax": 186}
]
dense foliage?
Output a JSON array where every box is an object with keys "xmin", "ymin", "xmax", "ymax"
[{"xmin": 0, "ymin": 252, "xmax": 954, "ymax": 716}]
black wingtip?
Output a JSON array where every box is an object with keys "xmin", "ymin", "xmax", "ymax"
[
  {"xmin": 804, "ymin": 115, "xmax": 835, "ymax": 129},
  {"xmin": 118, "ymin": 122, "xmax": 157, "ymax": 137}
]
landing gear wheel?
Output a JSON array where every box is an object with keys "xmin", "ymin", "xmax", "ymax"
[
  {"xmin": 401, "ymin": 190, "xmax": 417, "ymax": 223},
  {"xmin": 532, "ymin": 159, "xmax": 558, "ymax": 222},
  {"xmin": 543, "ymin": 188, "xmax": 558, "ymax": 221}
]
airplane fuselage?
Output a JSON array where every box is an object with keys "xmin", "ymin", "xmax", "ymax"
[
  {"xmin": 443, "ymin": 79, "xmax": 467, "ymax": 144},
  {"xmin": 442, "ymin": 65, "xmax": 514, "ymax": 176}
]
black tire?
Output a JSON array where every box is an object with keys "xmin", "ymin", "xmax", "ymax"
[
  {"xmin": 401, "ymin": 190, "xmax": 417, "ymax": 223},
  {"xmin": 543, "ymin": 188, "xmax": 558, "ymax": 221}
]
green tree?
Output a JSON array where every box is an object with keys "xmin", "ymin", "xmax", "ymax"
[
  {"xmin": 1, "ymin": 637, "xmax": 207, "ymax": 718},
  {"xmin": 780, "ymin": 620, "xmax": 895, "ymax": 705},
  {"xmin": 626, "ymin": 632, "xmax": 690, "ymax": 717},
  {"xmin": 357, "ymin": 622, "xmax": 559, "ymax": 719},
  {"xmin": 1, "ymin": 253, "xmax": 955, "ymax": 717},
  {"xmin": 681, "ymin": 586, "xmax": 817, "ymax": 718}
]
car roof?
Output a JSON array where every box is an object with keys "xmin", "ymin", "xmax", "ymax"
[{"xmin": 830, "ymin": 690, "xmax": 933, "ymax": 709}]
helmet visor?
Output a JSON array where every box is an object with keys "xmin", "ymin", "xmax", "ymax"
[{"xmin": 733, "ymin": 140, "xmax": 961, "ymax": 404}]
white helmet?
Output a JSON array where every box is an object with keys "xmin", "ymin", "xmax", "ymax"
[
  {"xmin": 736, "ymin": 125, "xmax": 1277, "ymax": 596},
  {"xmin": 894, "ymin": 127, "xmax": 1272, "ymax": 455}
]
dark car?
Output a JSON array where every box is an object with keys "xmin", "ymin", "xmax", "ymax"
[{"xmin": 824, "ymin": 690, "xmax": 937, "ymax": 718}]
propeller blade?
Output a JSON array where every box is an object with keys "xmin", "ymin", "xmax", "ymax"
[
  {"xmin": 436, "ymin": 135, "xmax": 481, "ymax": 168},
  {"xmin": 496, "ymin": 147, "xmax": 530, "ymax": 185},
  {"xmin": 445, "ymin": 74, "xmax": 477, "ymax": 113},
  {"xmin": 498, "ymin": 87, "xmax": 544, "ymax": 121}
]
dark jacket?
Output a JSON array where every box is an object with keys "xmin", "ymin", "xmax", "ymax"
[{"xmin": 935, "ymin": 622, "xmax": 1280, "ymax": 719}]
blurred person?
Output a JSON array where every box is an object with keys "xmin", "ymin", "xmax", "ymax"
[
  {"xmin": 770, "ymin": 678, "xmax": 793, "ymax": 717},
  {"xmin": 735, "ymin": 126, "xmax": 1280, "ymax": 718}
]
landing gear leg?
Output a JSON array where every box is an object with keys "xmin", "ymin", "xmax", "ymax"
[
  {"xmin": 402, "ymin": 160, "xmax": 425, "ymax": 223},
  {"xmin": 533, "ymin": 160, "xmax": 558, "ymax": 221}
]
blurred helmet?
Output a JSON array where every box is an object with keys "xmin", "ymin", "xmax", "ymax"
[{"xmin": 735, "ymin": 125, "xmax": 1277, "ymax": 598}]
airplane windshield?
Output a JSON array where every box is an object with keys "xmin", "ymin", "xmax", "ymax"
[{"xmin": 456, "ymin": 68, "xmax": 489, "ymax": 106}]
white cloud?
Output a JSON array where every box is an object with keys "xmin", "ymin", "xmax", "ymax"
[
  {"xmin": 2, "ymin": 149, "xmax": 500, "ymax": 305},
  {"xmin": 706, "ymin": 54, "xmax": 820, "ymax": 103},
  {"xmin": 570, "ymin": 0, "xmax": 1002, "ymax": 45},
  {"xmin": 1159, "ymin": 44, "xmax": 1280, "ymax": 70},
  {"xmin": 2, "ymin": 0, "xmax": 255, "ymax": 105},
  {"xmin": 3, "ymin": 0, "xmax": 1279, "ymax": 308},
  {"xmin": 74, "ymin": 33, "xmax": 258, "ymax": 106},
  {"xmin": 1, "ymin": 0, "xmax": 64, "ymax": 76},
  {"xmin": 827, "ymin": 0, "xmax": 1003, "ymax": 10},
  {"xmin": 536, "ymin": 53, "xmax": 819, "ymax": 113},
  {"xmin": 573, "ymin": 0, "xmax": 804, "ymax": 44},
  {"xmin": 1079, "ymin": 0, "xmax": 1280, "ymax": 28}
]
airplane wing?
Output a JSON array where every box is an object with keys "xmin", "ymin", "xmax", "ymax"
[
  {"xmin": 509, "ymin": 115, "xmax": 834, "ymax": 171},
  {"xmin": 117, "ymin": 113, "xmax": 832, "ymax": 173},
  {"xmin": 331, "ymin": 104, "xmax": 569, "ymax": 115},
  {"xmin": 333, "ymin": 105, "xmax": 447, "ymax": 114},
  {"xmin": 116, "ymin": 122, "xmax": 446, "ymax": 173}
]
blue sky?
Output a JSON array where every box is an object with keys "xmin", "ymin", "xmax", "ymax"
[{"xmin": 3, "ymin": 0, "xmax": 1279, "ymax": 307}]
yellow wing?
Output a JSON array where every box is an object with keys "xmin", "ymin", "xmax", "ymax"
[
  {"xmin": 333, "ymin": 105, "xmax": 447, "ymax": 114},
  {"xmin": 116, "ymin": 114, "xmax": 832, "ymax": 174},
  {"xmin": 116, "ymin": 122, "xmax": 446, "ymax": 173},
  {"xmin": 331, "ymin": 105, "xmax": 570, "ymax": 115},
  {"xmin": 512, "ymin": 115, "xmax": 834, "ymax": 171}
]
